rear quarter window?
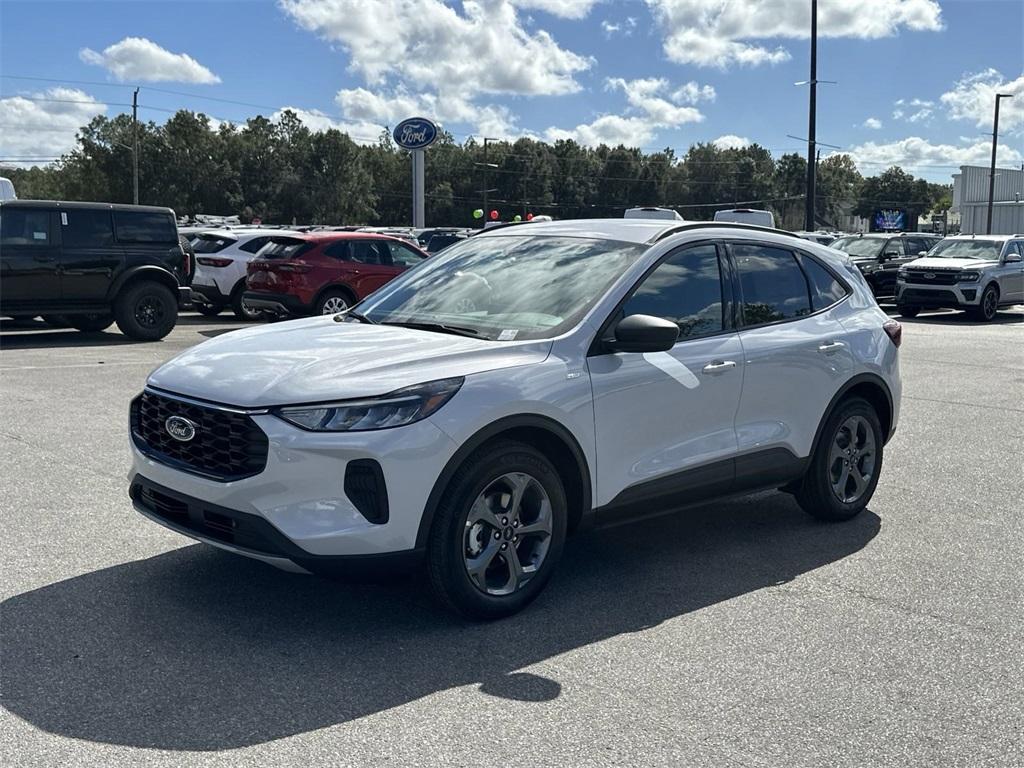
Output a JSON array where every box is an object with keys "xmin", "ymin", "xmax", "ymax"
[{"xmin": 114, "ymin": 211, "xmax": 177, "ymax": 244}]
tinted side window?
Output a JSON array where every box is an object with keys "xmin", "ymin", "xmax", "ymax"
[
  {"xmin": 733, "ymin": 244, "xmax": 811, "ymax": 325},
  {"xmin": 387, "ymin": 241, "xmax": 425, "ymax": 267},
  {"xmin": 323, "ymin": 241, "xmax": 350, "ymax": 260},
  {"xmin": 0, "ymin": 209, "xmax": 50, "ymax": 245},
  {"xmin": 114, "ymin": 211, "xmax": 176, "ymax": 244},
  {"xmin": 62, "ymin": 209, "xmax": 113, "ymax": 248},
  {"xmin": 796, "ymin": 253, "xmax": 848, "ymax": 310},
  {"xmin": 238, "ymin": 236, "xmax": 271, "ymax": 254},
  {"xmin": 349, "ymin": 240, "xmax": 385, "ymax": 264},
  {"xmin": 622, "ymin": 244, "xmax": 724, "ymax": 339}
]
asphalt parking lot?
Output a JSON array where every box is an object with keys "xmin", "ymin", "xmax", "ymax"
[{"xmin": 1, "ymin": 306, "xmax": 1022, "ymax": 768}]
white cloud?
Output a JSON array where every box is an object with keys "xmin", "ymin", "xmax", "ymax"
[
  {"xmin": 512, "ymin": 0, "xmax": 599, "ymax": 18},
  {"xmin": 602, "ymin": 15, "xmax": 637, "ymax": 37},
  {"xmin": 712, "ymin": 134, "xmax": 750, "ymax": 150},
  {"xmin": 79, "ymin": 37, "xmax": 220, "ymax": 84},
  {"xmin": 862, "ymin": 117, "xmax": 882, "ymax": 130},
  {"xmin": 0, "ymin": 88, "xmax": 106, "ymax": 166},
  {"xmin": 892, "ymin": 98, "xmax": 934, "ymax": 124},
  {"xmin": 544, "ymin": 77, "xmax": 711, "ymax": 147},
  {"xmin": 279, "ymin": 0, "xmax": 591, "ymax": 98},
  {"xmin": 940, "ymin": 69, "xmax": 1024, "ymax": 134},
  {"xmin": 837, "ymin": 136, "xmax": 1024, "ymax": 178},
  {"xmin": 645, "ymin": 0, "xmax": 943, "ymax": 68}
]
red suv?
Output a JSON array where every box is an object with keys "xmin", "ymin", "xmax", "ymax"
[{"xmin": 244, "ymin": 232, "xmax": 428, "ymax": 316}]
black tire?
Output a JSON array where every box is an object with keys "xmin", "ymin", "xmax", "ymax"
[
  {"xmin": 967, "ymin": 284, "xmax": 999, "ymax": 322},
  {"xmin": 68, "ymin": 314, "xmax": 114, "ymax": 333},
  {"xmin": 796, "ymin": 397, "xmax": 883, "ymax": 522},
  {"xmin": 897, "ymin": 305, "xmax": 920, "ymax": 318},
  {"xmin": 41, "ymin": 314, "xmax": 70, "ymax": 328},
  {"xmin": 230, "ymin": 283, "xmax": 263, "ymax": 321},
  {"xmin": 427, "ymin": 440, "xmax": 568, "ymax": 620},
  {"xmin": 195, "ymin": 303, "xmax": 224, "ymax": 317},
  {"xmin": 113, "ymin": 281, "xmax": 177, "ymax": 341},
  {"xmin": 315, "ymin": 289, "xmax": 352, "ymax": 316}
]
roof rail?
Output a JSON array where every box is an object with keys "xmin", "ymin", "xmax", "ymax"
[{"xmin": 651, "ymin": 221, "xmax": 806, "ymax": 243}]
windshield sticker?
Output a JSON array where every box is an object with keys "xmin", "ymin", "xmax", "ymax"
[
  {"xmin": 497, "ymin": 329, "xmax": 518, "ymax": 341},
  {"xmin": 33, "ymin": 231, "xmax": 47, "ymax": 240},
  {"xmin": 61, "ymin": 212, "xmax": 68, "ymax": 226},
  {"xmin": 643, "ymin": 352, "xmax": 700, "ymax": 390}
]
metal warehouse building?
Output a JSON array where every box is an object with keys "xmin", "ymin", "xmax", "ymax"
[{"xmin": 952, "ymin": 164, "xmax": 1024, "ymax": 234}]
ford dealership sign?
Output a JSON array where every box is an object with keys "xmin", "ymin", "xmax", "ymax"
[{"xmin": 393, "ymin": 117, "xmax": 438, "ymax": 150}]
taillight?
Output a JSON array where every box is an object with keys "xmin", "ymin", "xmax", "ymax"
[
  {"xmin": 197, "ymin": 256, "xmax": 232, "ymax": 267},
  {"xmin": 275, "ymin": 263, "xmax": 311, "ymax": 273},
  {"xmin": 883, "ymin": 320, "xmax": 902, "ymax": 348}
]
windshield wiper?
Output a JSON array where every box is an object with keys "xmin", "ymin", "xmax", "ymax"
[
  {"xmin": 334, "ymin": 309, "xmax": 375, "ymax": 324},
  {"xmin": 381, "ymin": 320, "xmax": 484, "ymax": 338}
]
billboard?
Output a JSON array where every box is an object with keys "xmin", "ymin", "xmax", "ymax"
[{"xmin": 872, "ymin": 209, "xmax": 907, "ymax": 231}]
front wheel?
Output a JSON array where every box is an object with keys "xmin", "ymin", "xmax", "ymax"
[
  {"xmin": 796, "ymin": 397, "xmax": 883, "ymax": 522},
  {"xmin": 427, "ymin": 440, "xmax": 567, "ymax": 619},
  {"xmin": 968, "ymin": 285, "xmax": 999, "ymax": 322},
  {"xmin": 114, "ymin": 281, "xmax": 177, "ymax": 341}
]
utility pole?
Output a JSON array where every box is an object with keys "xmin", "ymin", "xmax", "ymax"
[
  {"xmin": 987, "ymin": 92, "xmax": 1013, "ymax": 234},
  {"xmin": 804, "ymin": 0, "xmax": 818, "ymax": 231},
  {"xmin": 474, "ymin": 137, "xmax": 498, "ymax": 228},
  {"xmin": 132, "ymin": 87, "xmax": 139, "ymax": 205}
]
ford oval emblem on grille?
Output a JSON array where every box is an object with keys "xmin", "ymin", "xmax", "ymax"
[
  {"xmin": 924, "ymin": 273, "xmax": 935, "ymax": 279},
  {"xmin": 165, "ymin": 415, "xmax": 197, "ymax": 442}
]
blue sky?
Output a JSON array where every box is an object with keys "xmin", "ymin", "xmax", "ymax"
[{"xmin": 1, "ymin": 0, "xmax": 1022, "ymax": 182}]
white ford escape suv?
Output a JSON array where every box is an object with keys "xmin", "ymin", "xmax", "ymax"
[{"xmin": 129, "ymin": 219, "xmax": 902, "ymax": 618}]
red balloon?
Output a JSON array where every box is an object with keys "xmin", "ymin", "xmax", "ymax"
[
  {"xmin": 526, "ymin": 213, "xmax": 534, "ymax": 221},
  {"xmin": 489, "ymin": 209, "xmax": 499, "ymax": 220}
]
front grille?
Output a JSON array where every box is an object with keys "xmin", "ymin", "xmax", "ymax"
[
  {"xmin": 131, "ymin": 390, "xmax": 269, "ymax": 481},
  {"xmin": 901, "ymin": 289, "xmax": 958, "ymax": 303},
  {"xmin": 904, "ymin": 270, "xmax": 960, "ymax": 285}
]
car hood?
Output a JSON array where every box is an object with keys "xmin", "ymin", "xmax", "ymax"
[
  {"xmin": 903, "ymin": 257, "xmax": 995, "ymax": 270},
  {"xmin": 147, "ymin": 316, "xmax": 551, "ymax": 407}
]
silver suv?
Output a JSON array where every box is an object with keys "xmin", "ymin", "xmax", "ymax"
[{"xmin": 896, "ymin": 234, "xmax": 1024, "ymax": 321}]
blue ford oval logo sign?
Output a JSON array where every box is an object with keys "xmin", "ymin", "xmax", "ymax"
[
  {"xmin": 393, "ymin": 117, "xmax": 438, "ymax": 150},
  {"xmin": 165, "ymin": 415, "xmax": 197, "ymax": 442}
]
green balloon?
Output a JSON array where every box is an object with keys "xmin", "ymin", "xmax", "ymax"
[
  {"xmin": 472, "ymin": 208, "xmax": 484, "ymax": 219},
  {"xmin": 513, "ymin": 214, "xmax": 522, "ymax": 222}
]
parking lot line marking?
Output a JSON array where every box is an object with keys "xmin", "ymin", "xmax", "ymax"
[{"xmin": 0, "ymin": 361, "xmax": 157, "ymax": 371}]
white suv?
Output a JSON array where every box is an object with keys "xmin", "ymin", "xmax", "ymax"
[
  {"xmin": 896, "ymin": 234, "xmax": 1024, "ymax": 321},
  {"xmin": 189, "ymin": 228, "xmax": 302, "ymax": 319},
  {"xmin": 129, "ymin": 219, "xmax": 902, "ymax": 618}
]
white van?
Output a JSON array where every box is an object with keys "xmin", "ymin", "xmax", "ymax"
[
  {"xmin": 0, "ymin": 177, "xmax": 17, "ymax": 201},
  {"xmin": 624, "ymin": 206, "xmax": 684, "ymax": 221},
  {"xmin": 713, "ymin": 208, "xmax": 774, "ymax": 227}
]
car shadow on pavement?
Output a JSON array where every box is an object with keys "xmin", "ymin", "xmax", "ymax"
[
  {"xmin": 1, "ymin": 492, "xmax": 879, "ymax": 752},
  {"xmin": 895, "ymin": 310, "xmax": 1023, "ymax": 326}
]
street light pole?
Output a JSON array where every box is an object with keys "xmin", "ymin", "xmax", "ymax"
[
  {"xmin": 804, "ymin": 0, "xmax": 818, "ymax": 232},
  {"xmin": 986, "ymin": 92, "xmax": 1013, "ymax": 235},
  {"xmin": 132, "ymin": 87, "xmax": 139, "ymax": 205}
]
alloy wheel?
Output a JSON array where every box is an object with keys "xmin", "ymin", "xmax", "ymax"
[
  {"xmin": 828, "ymin": 415, "xmax": 877, "ymax": 504},
  {"xmin": 134, "ymin": 295, "xmax": 165, "ymax": 328},
  {"xmin": 463, "ymin": 472, "xmax": 553, "ymax": 596},
  {"xmin": 321, "ymin": 296, "xmax": 348, "ymax": 314},
  {"xmin": 982, "ymin": 288, "xmax": 997, "ymax": 320}
]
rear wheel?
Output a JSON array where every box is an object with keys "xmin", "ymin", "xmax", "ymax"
[
  {"xmin": 114, "ymin": 281, "xmax": 177, "ymax": 341},
  {"xmin": 796, "ymin": 397, "xmax": 883, "ymax": 522},
  {"xmin": 69, "ymin": 314, "xmax": 114, "ymax": 333},
  {"xmin": 231, "ymin": 283, "xmax": 263, "ymax": 321},
  {"xmin": 427, "ymin": 440, "xmax": 567, "ymax": 619},
  {"xmin": 968, "ymin": 285, "xmax": 999, "ymax": 322},
  {"xmin": 897, "ymin": 305, "xmax": 919, "ymax": 318},
  {"xmin": 316, "ymin": 289, "xmax": 351, "ymax": 316}
]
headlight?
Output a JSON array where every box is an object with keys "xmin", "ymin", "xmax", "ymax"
[
  {"xmin": 897, "ymin": 268, "xmax": 908, "ymax": 281},
  {"xmin": 275, "ymin": 377, "xmax": 464, "ymax": 431},
  {"xmin": 958, "ymin": 272, "xmax": 980, "ymax": 282}
]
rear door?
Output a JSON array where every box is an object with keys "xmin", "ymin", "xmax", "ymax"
[
  {"xmin": 0, "ymin": 206, "xmax": 61, "ymax": 307},
  {"xmin": 998, "ymin": 241, "xmax": 1024, "ymax": 302},
  {"xmin": 730, "ymin": 241, "xmax": 855, "ymax": 464},
  {"xmin": 58, "ymin": 207, "xmax": 121, "ymax": 302},
  {"xmin": 383, "ymin": 240, "xmax": 426, "ymax": 273}
]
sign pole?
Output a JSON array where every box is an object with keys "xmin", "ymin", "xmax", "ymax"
[{"xmin": 412, "ymin": 149, "xmax": 425, "ymax": 228}]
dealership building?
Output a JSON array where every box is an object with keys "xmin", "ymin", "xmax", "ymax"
[{"xmin": 952, "ymin": 164, "xmax": 1024, "ymax": 234}]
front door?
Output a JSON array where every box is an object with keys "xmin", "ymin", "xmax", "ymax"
[
  {"xmin": 0, "ymin": 207, "xmax": 61, "ymax": 309},
  {"xmin": 588, "ymin": 242, "xmax": 744, "ymax": 509}
]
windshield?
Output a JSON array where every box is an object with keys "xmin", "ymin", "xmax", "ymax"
[
  {"xmin": 360, "ymin": 235, "xmax": 647, "ymax": 340},
  {"xmin": 830, "ymin": 237, "xmax": 884, "ymax": 258},
  {"xmin": 927, "ymin": 239, "xmax": 1002, "ymax": 261}
]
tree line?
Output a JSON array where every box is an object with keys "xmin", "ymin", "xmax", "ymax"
[{"xmin": 3, "ymin": 109, "xmax": 951, "ymax": 229}]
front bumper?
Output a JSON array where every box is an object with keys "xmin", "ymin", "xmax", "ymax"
[
  {"xmin": 896, "ymin": 282, "xmax": 980, "ymax": 308},
  {"xmin": 129, "ymin": 405, "xmax": 459, "ymax": 561}
]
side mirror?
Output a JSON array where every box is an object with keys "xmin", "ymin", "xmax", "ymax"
[
  {"xmin": 607, "ymin": 314, "xmax": 679, "ymax": 353},
  {"xmin": 918, "ymin": 251, "xmax": 928, "ymax": 257},
  {"xmin": 1004, "ymin": 251, "xmax": 1023, "ymax": 263},
  {"xmin": 882, "ymin": 250, "xmax": 900, "ymax": 260}
]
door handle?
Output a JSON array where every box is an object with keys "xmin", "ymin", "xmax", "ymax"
[
  {"xmin": 701, "ymin": 360, "xmax": 737, "ymax": 374},
  {"xmin": 32, "ymin": 254, "xmax": 55, "ymax": 262},
  {"xmin": 818, "ymin": 340, "xmax": 846, "ymax": 354}
]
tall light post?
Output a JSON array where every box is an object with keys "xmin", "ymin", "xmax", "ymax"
[
  {"xmin": 804, "ymin": 0, "xmax": 818, "ymax": 231},
  {"xmin": 987, "ymin": 92, "xmax": 1013, "ymax": 235},
  {"xmin": 132, "ymin": 87, "xmax": 139, "ymax": 204}
]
